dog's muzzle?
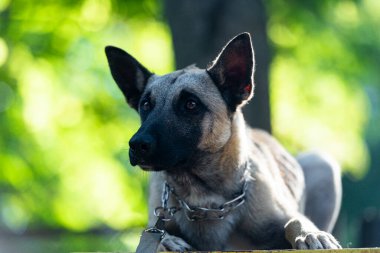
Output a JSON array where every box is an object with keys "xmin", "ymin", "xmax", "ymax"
[{"xmin": 129, "ymin": 133, "xmax": 156, "ymax": 166}]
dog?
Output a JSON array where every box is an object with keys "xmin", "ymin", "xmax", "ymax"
[{"xmin": 105, "ymin": 33, "xmax": 342, "ymax": 251}]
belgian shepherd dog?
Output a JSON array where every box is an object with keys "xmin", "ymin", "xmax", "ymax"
[{"xmin": 105, "ymin": 33, "xmax": 342, "ymax": 251}]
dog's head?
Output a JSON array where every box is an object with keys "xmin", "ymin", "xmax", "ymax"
[{"xmin": 105, "ymin": 33, "xmax": 254, "ymax": 171}]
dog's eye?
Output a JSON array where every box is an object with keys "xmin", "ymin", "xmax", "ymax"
[
  {"xmin": 141, "ymin": 100, "xmax": 151, "ymax": 111},
  {"xmin": 185, "ymin": 99, "xmax": 197, "ymax": 110}
]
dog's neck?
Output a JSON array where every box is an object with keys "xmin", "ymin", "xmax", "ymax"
[{"xmin": 165, "ymin": 110, "xmax": 250, "ymax": 200}]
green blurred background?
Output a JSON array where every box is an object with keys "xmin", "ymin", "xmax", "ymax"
[{"xmin": 0, "ymin": 0, "xmax": 380, "ymax": 252}]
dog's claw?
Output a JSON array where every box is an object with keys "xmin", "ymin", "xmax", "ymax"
[{"xmin": 295, "ymin": 231, "xmax": 342, "ymax": 249}]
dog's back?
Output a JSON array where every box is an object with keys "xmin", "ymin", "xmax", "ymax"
[
  {"xmin": 249, "ymin": 128, "xmax": 305, "ymax": 207},
  {"xmin": 249, "ymin": 128, "xmax": 341, "ymax": 231}
]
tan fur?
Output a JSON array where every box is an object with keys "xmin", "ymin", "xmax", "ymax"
[
  {"xmin": 148, "ymin": 109, "xmax": 342, "ymax": 250},
  {"xmin": 197, "ymin": 92, "xmax": 232, "ymax": 152}
]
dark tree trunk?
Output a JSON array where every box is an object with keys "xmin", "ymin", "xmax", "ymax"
[
  {"xmin": 164, "ymin": 0, "xmax": 271, "ymax": 132},
  {"xmin": 360, "ymin": 212, "xmax": 380, "ymax": 247}
]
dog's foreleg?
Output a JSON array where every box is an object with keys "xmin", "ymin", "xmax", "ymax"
[
  {"xmin": 148, "ymin": 174, "xmax": 194, "ymax": 252},
  {"xmin": 157, "ymin": 233, "xmax": 193, "ymax": 252},
  {"xmin": 284, "ymin": 216, "xmax": 342, "ymax": 249}
]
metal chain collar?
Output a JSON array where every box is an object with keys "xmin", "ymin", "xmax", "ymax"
[{"xmin": 154, "ymin": 179, "xmax": 248, "ymax": 222}]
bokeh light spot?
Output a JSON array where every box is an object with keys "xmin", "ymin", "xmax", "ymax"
[
  {"xmin": 1, "ymin": 196, "xmax": 30, "ymax": 234},
  {"xmin": 80, "ymin": 0, "xmax": 111, "ymax": 31},
  {"xmin": 0, "ymin": 0, "xmax": 10, "ymax": 12}
]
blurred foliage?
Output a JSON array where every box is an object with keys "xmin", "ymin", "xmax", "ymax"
[
  {"xmin": 0, "ymin": 0, "xmax": 173, "ymax": 235},
  {"xmin": 266, "ymin": 0, "xmax": 380, "ymax": 178},
  {"xmin": 265, "ymin": 0, "xmax": 380, "ymax": 246},
  {"xmin": 0, "ymin": 229, "xmax": 141, "ymax": 253},
  {"xmin": 0, "ymin": 0, "xmax": 380, "ymax": 251}
]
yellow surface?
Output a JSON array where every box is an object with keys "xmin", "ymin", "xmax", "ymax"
[
  {"xmin": 73, "ymin": 248, "xmax": 380, "ymax": 253},
  {"xmin": 173, "ymin": 249, "xmax": 380, "ymax": 253}
]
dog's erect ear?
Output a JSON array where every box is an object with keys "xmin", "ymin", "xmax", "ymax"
[
  {"xmin": 207, "ymin": 33, "xmax": 254, "ymax": 111},
  {"xmin": 105, "ymin": 46, "xmax": 152, "ymax": 110}
]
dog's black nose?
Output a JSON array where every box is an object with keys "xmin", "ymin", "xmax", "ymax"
[{"xmin": 129, "ymin": 134, "xmax": 156, "ymax": 164}]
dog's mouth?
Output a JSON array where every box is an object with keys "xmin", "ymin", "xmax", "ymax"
[
  {"xmin": 129, "ymin": 154, "xmax": 155, "ymax": 170},
  {"xmin": 139, "ymin": 163, "xmax": 169, "ymax": 172},
  {"xmin": 129, "ymin": 146, "xmax": 195, "ymax": 172},
  {"xmin": 129, "ymin": 152, "xmax": 167, "ymax": 171},
  {"xmin": 130, "ymin": 155, "xmax": 189, "ymax": 172},
  {"xmin": 135, "ymin": 162, "xmax": 178, "ymax": 172},
  {"xmin": 139, "ymin": 164, "xmax": 155, "ymax": 171}
]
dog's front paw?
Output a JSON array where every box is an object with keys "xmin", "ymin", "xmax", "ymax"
[
  {"xmin": 295, "ymin": 231, "xmax": 342, "ymax": 249},
  {"xmin": 157, "ymin": 234, "xmax": 193, "ymax": 252}
]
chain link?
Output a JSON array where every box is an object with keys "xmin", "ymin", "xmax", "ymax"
[
  {"xmin": 154, "ymin": 180, "xmax": 248, "ymax": 222},
  {"xmin": 154, "ymin": 182, "xmax": 179, "ymax": 221}
]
